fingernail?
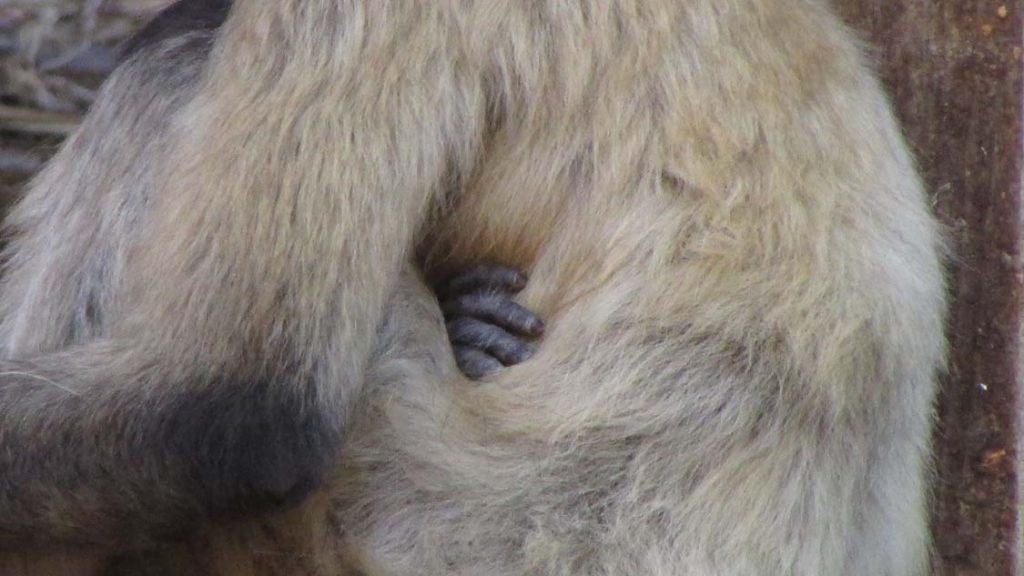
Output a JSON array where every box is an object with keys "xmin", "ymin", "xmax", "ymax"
[{"xmin": 528, "ymin": 317, "xmax": 545, "ymax": 334}]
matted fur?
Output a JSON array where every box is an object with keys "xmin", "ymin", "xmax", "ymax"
[{"xmin": 0, "ymin": 1, "xmax": 945, "ymax": 575}]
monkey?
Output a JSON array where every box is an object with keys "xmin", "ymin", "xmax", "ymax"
[{"xmin": 0, "ymin": 0, "xmax": 946, "ymax": 574}]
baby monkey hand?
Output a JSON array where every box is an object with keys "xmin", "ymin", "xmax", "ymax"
[{"xmin": 439, "ymin": 265, "xmax": 545, "ymax": 379}]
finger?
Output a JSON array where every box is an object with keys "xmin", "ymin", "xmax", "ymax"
[
  {"xmin": 442, "ymin": 293, "xmax": 545, "ymax": 336},
  {"xmin": 446, "ymin": 317, "xmax": 534, "ymax": 366},
  {"xmin": 453, "ymin": 346, "xmax": 504, "ymax": 380},
  {"xmin": 443, "ymin": 265, "xmax": 528, "ymax": 297}
]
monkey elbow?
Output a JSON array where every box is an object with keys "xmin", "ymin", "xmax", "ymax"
[{"xmin": 163, "ymin": 376, "xmax": 345, "ymax": 517}]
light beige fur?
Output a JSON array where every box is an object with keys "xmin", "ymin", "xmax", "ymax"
[{"xmin": 0, "ymin": 1, "xmax": 945, "ymax": 575}]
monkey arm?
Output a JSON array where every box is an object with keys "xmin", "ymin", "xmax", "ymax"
[
  {"xmin": 0, "ymin": 340, "xmax": 333, "ymax": 547},
  {"xmin": 0, "ymin": 2, "xmax": 484, "ymax": 547}
]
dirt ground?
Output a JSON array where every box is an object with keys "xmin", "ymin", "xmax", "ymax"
[{"xmin": 0, "ymin": 0, "xmax": 171, "ymax": 204}]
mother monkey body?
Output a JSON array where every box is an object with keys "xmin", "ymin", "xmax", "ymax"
[{"xmin": 0, "ymin": 1, "xmax": 946, "ymax": 575}]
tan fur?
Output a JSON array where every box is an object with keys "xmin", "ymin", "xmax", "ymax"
[{"xmin": 0, "ymin": 0, "xmax": 945, "ymax": 575}]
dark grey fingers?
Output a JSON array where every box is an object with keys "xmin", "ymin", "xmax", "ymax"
[
  {"xmin": 439, "ymin": 264, "xmax": 528, "ymax": 299},
  {"xmin": 447, "ymin": 317, "xmax": 534, "ymax": 365},
  {"xmin": 451, "ymin": 346, "xmax": 504, "ymax": 380},
  {"xmin": 442, "ymin": 292, "xmax": 545, "ymax": 337},
  {"xmin": 439, "ymin": 265, "xmax": 545, "ymax": 379}
]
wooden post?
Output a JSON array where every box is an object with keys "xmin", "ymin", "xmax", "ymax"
[{"xmin": 835, "ymin": 1, "xmax": 1023, "ymax": 574}]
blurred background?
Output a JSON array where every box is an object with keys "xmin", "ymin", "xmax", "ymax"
[{"xmin": 0, "ymin": 0, "xmax": 170, "ymax": 202}]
